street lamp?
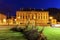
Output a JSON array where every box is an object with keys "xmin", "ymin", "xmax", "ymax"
[
  {"xmin": 49, "ymin": 16, "xmax": 53, "ymax": 26},
  {"xmin": 14, "ymin": 19, "xmax": 16, "ymax": 25},
  {"xmin": 3, "ymin": 19, "xmax": 6, "ymax": 25},
  {"xmin": 17, "ymin": 17, "xmax": 20, "ymax": 25},
  {"xmin": 3, "ymin": 19, "xmax": 6, "ymax": 22},
  {"xmin": 15, "ymin": 19, "xmax": 16, "ymax": 21},
  {"xmin": 49, "ymin": 17, "xmax": 53, "ymax": 19}
]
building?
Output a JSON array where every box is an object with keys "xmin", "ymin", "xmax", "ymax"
[
  {"xmin": 51, "ymin": 19, "xmax": 57, "ymax": 24},
  {"xmin": 50, "ymin": 18, "xmax": 57, "ymax": 25},
  {"xmin": 0, "ymin": 13, "xmax": 7, "ymax": 25},
  {"xmin": 16, "ymin": 10, "xmax": 49, "ymax": 26},
  {"xmin": 7, "ymin": 19, "xmax": 13, "ymax": 25},
  {"xmin": 49, "ymin": 16, "xmax": 57, "ymax": 25},
  {"xmin": 7, "ymin": 16, "xmax": 15, "ymax": 25}
]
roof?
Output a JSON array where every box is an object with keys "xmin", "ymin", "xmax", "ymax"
[
  {"xmin": 0, "ymin": 12, "xmax": 7, "ymax": 16},
  {"xmin": 17, "ymin": 8, "xmax": 48, "ymax": 11}
]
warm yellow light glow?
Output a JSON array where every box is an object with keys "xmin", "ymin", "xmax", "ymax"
[
  {"xmin": 15, "ymin": 19, "xmax": 16, "ymax": 21},
  {"xmin": 34, "ymin": 16, "xmax": 36, "ymax": 19},
  {"xmin": 49, "ymin": 17, "xmax": 53, "ymax": 19},
  {"xmin": 17, "ymin": 17, "xmax": 20, "ymax": 19},
  {"xmin": 3, "ymin": 19, "xmax": 6, "ymax": 22}
]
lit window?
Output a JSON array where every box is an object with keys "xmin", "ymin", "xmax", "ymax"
[
  {"xmin": 23, "ymin": 16, "xmax": 24, "ymax": 19},
  {"xmin": 17, "ymin": 17, "xmax": 20, "ymax": 19},
  {"xmin": 44, "ymin": 16, "xmax": 45, "ymax": 19},
  {"xmin": 26, "ymin": 16, "xmax": 28, "ymax": 19},
  {"xmin": 38, "ymin": 16, "xmax": 40, "ymax": 19},
  {"xmin": 20, "ymin": 16, "xmax": 22, "ymax": 19},
  {"xmin": 33, "ymin": 16, "xmax": 36, "ymax": 19},
  {"xmin": 32, "ymin": 15, "xmax": 34, "ymax": 19},
  {"xmin": 41, "ymin": 16, "xmax": 42, "ymax": 19}
]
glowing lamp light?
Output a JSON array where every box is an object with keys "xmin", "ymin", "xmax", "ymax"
[
  {"xmin": 15, "ymin": 19, "xmax": 16, "ymax": 21},
  {"xmin": 49, "ymin": 17, "xmax": 53, "ymax": 19},
  {"xmin": 3, "ymin": 19, "xmax": 6, "ymax": 22}
]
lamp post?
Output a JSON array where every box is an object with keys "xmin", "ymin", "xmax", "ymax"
[
  {"xmin": 49, "ymin": 16, "xmax": 53, "ymax": 26},
  {"xmin": 14, "ymin": 19, "xmax": 16, "ymax": 25}
]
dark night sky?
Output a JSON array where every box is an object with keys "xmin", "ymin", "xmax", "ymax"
[{"xmin": 0, "ymin": 0, "xmax": 60, "ymax": 16}]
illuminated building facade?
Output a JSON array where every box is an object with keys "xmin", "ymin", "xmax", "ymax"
[
  {"xmin": 0, "ymin": 13, "xmax": 7, "ymax": 25},
  {"xmin": 16, "ymin": 10, "xmax": 49, "ymax": 26},
  {"xmin": 7, "ymin": 16, "xmax": 15, "ymax": 25},
  {"xmin": 50, "ymin": 18, "xmax": 57, "ymax": 25},
  {"xmin": 51, "ymin": 19, "xmax": 57, "ymax": 24},
  {"xmin": 49, "ymin": 16, "xmax": 57, "ymax": 25},
  {"xmin": 7, "ymin": 19, "xmax": 13, "ymax": 25},
  {"xmin": 0, "ymin": 10, "xmax": 57, "ymax": 26}
]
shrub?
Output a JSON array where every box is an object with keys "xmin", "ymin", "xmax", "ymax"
[
  {"xmin": 10, "ymin": 26, "xmax": 24, "ymax": 32},
  {"xmin": 23, "ymin": 29, "xmax": 39, "ymax": 40},
  {"xmin": 10, "ymin": 27, "xmax": 18, "ymax": 32},
  {"xmin": 10, "ymin": 25, "xmax": 47, "ymax": 40}
]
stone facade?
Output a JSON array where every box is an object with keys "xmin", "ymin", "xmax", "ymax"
[
  {"xmin": 0, "ymin": 13, "xmax": 7, "ymax": 25},
  {"xmin": 51, "ymin": 19, "xmax": 57, "ymax": 24},
  {"xmin": 16, "ymin": 11, "xmax": 49, "ymax": 26}
]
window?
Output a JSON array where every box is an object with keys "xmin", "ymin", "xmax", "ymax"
[
  {"xmin": 44, "ymin": 16, "xmax": 45, "ymax": 19},
  {"xmin": 23, "ymin": 16, "xmax": 24, "ymax": 19},
  {"xmin": 20, "ymin": 16, "xmax": 22, "ymax": 19},
  {"xmin": 26, "ymin": 16, "xmax": 28, "ymax": 19},
  {"xmin": 38, "ymin": 16, "xmax": 40, "ymax": 19},
  {"xmin": 28, "ymin": 15, "xmax": 30, "ymax": 18},
  {"xmin": 32, "ymin": 15, "xmax": 33, "ymax": 19},
  {"xmin": 41, "ymin": 16, "xmax": 42, "ymax": 19}
]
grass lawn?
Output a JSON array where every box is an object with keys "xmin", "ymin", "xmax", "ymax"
[
  {"xmin": 0, "ymin": 26, "xmax": 60, "ymax": 40},
  {"xmin": 0, "ymin": 28, "xmax": 27, "ymax": 40},
  {"xmin": 37, "ymin": 26, "xmax": 60, "ymax": 40}
]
